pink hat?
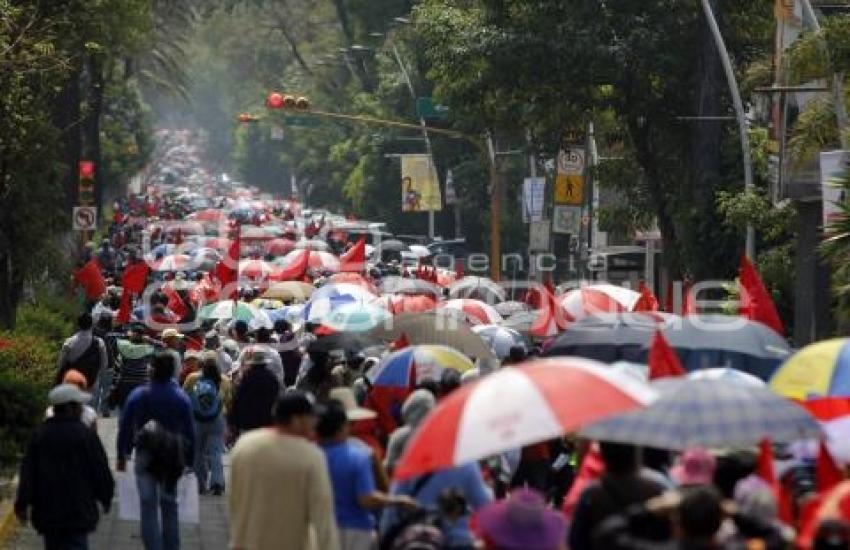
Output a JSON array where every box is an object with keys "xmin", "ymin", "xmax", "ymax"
[{"xmin": 671, "ymin": 447, "xmax": 716, "ymax": 486}]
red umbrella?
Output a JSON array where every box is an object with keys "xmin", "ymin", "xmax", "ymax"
[
  {"xmin": 265, "ymin": 238, "xmax": 296, "ymax": 257},
  {"xmin": 193, "ymin": 209, "xmax": 224, "ymax": 223},
  {"xmin": 438, "ymin": 299, "xmax": 503, "ymax": 325},
  {"xmin": 375, "ymin": 294, "xmax": 438, "ymax": 315},
  {"xmin": 239, "ymin": 259, "xmax": 274, "ymax": 283},
  {"xmin": 394, "ymin": 357, "xmax": 656, "ymax": 479}
]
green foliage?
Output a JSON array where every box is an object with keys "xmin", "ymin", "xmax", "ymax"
[
  {"xmin": 821, "ymin": 170, "xmax": 850, "ymax": 323},
  {"xmin": 15, "ymin": 305, "xmax": 74, "ymax": 352},
  {"xmin": 0, "ymin": 333, "xmax": 56, "ymax": 388},
  {"xmin": 0, "ymin": 372, "xmax": 48, "ymax": 466}
]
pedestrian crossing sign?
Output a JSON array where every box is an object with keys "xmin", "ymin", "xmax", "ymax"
[{"xmin": 554, "ymin": 174, "xmax": 584, "ymax": 205}]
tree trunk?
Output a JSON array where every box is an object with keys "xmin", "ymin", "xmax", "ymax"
[{"xmin": 53, "ymin": 68, "xmax": 82, "ymax": 212}]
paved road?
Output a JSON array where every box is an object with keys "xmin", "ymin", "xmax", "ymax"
[{"xmin": 8, "ymin": 418, "xmax": 230, "ymax": 549}]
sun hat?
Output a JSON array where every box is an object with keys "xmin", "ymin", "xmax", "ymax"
[
  {"xmin": 476, "ymin": 488, "xmax": 566, "ymax": 550},
  {"xmin": 161, "ymin": 328, "xmax": 184, "ymax": 340},
  {"xmin": 49, "ymin": 384, "xmax": 92, "ymax": 406},
  {"xmin": 329, "ymin": 387, "xmax": 377, "ymax": 421},
  {"xmin": 184, "ymin": 349, "xmax": 203, "ymax": 362},
  {"xmin": 671, "ymin": 447, "xmax": 717, "ymax": 486},
  {"xmin": 62, "ymin": 369, "xmax": 89, "ymax": 390}
]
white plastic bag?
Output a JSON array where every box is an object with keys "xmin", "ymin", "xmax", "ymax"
[{"xmin": 116, "ymin": 468, "xmax": 200, "ymax": 524}]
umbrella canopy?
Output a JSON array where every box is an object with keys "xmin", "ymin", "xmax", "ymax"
[
  {"xmin": 275, "ymin": 250, "xmax": 341, "ymax": 273},
  {"xmin": 264, "ymin": 238, "xmax": 296, "ymax": 257},
  {"xmin": 308, "ymin": 332, "xmax": 383, "ymax": 354},
  {"xmin": 688, "ymin": 367, "xmax": 766, "ymax": 387},
  {"xmin": 770, "ymin": 338, "xmax": 850, "ymax": 400},
  {"xmin": 449, "ymin": 276, "xmax": 505, "ymax": 303},
  {"xmin": 261, "ymin": 281, "xmax": 314, "ymax": 303},
  {"xmin": 472, "ymin": 325, "xmax": 530, "ymax": 360},
  {"xmin": 204, "ymin": 237, "xmax": 232, "ymax": 252},
  {"xmin": 440, "ymin": 299, "xmax": 504, "ymax": 325},
  {"xmin": 239, "ymin": 259, "xmax": 275, "ymax": 283},
  {"xmin": 379, "ymin": 276, "xmax": 442, "ymax": 298},
  {"xmin": 581, "ymin": 378, "xmax": 822, "ymax": 450},
  {"xmin": 240, "ymin": 226, "xmax": 274, "ymax": 241},
  {"xmin": 294, "ymin": 238, "xmax": 330, "ymax": 252},
  {"xmin": 376, "ymin": 239, "xmax": 408, "ymax": 253},
  {"xmin": 545, "ymin": 313, "xmax": 790, "ymax": 380},
  {"xmin": 409, "ymin": 245, "xmax": 431, "ymax": 258},
  {"xmin": 559, "ymin": 287, "xmax": 629, "ymax": 320},
  {"xmin": 250, "ymin": 298, "xmax": 284, "ymax": 310},
  {"xmin": 374, "ymin": 294, "xmax": 438, "ymax": 315},
  {"xmin": 302, "ymin": 283, "xmax": 376, "ymax": 323},
  {"xmin": 368, "ymin": 345, "xmax": 474, "ymax": 389},
  {"xmin": 311, "ymin": 282, "xmax": 376, "ymax": 303},
  {"xmin": 394, "ymin": 357, "xmax": 657, "ymax": 479},
  {"xmin": 494, "ymin": 301, "xmax": 532, "ymax": 318},
  {"xmin": 193, "ymin": 209, "xmax": 224, "ymax": 222},
  {"xmin": 198, "ymin": 301, "xmax": 273, "ymax": 329},
  {"xmin": 267, "ymin": 304, "xmax": 305, "ymax": 326},
  {"xmin": 153, "ymin": 254, "xmax": 192, "ymax": 272},
  {"xmin": 370, "ymin": 310, "xmax": 497, "ymax": 360},
  {"xmin": 321, "ymin": 302, "xmax": 393, "ymax": 333},
  {"xmin": 327, "ymin": 272, "xmax": 377, "ymax": 293},
  {"xmin": 189, "ymin": 247, "xmax": 221, "ymax": 272}
]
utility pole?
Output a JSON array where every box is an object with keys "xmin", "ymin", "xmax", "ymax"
[
  {"xmin": 392, "ymin": 44, "xmax": 437, "ymax": 240},
  {"xmin": 487, "ymin": 135, "xmax": 501, "ymax": 281},
  {"xmin": 700, "ymin": 0, "xmax": 755, "ymax": 259}
]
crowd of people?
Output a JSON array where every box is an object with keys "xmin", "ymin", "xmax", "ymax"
[{"xmin": 10, "ymin": 137, "xmax": 850, "ymax": 550}]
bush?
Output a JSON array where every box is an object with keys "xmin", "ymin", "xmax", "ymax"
[
  {"xmin": 15, "ymin": 303, "xmax": 75, "ymax": 351},
  {"xmin": 0, "ymin": 372, "xmax": 47, "ymax": 466},
  {"xmin": 0, "ymin": 332, "xmax": 56, "ymax": 387}
]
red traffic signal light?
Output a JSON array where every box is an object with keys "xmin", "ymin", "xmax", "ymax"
[
  {"xmin": 78, "ymin": 161, "xmax": 95, "ymax": 179},
  {"xmin": 266, "ymin": 92, "xmax": 284, "ymax": 109}
]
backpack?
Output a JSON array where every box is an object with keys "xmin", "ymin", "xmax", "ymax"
[
  {"xmin": 379, "ymin": 473, "xmax": 445, "ymax": 550},
  {"xmin": 57, "ymin": 337, "xmax": 101, "ymax": 387},
  {"xmin": 191, "ymin": 377, "xmax": 222, "ymax": 422},
  {"xmin": 135, "ymin": 419, "xmax": 185, "ymax": 490}
]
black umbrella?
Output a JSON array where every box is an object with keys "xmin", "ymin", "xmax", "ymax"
[
  {"xmin": 544, "ymin": 313, "xmax": 791, "ymax": 380},
  {"xmin": 376, "ymin": 239, "xmax": 408, "ymax": 252}
]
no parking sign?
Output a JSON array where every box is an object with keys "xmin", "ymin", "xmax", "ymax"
[{"xmin": 72, "ymin": 206, "xmax": 97, "ymax": 231}]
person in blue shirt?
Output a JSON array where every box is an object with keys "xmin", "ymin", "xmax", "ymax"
[
  {"xmin": 317, "ymin": 400, "xmax": 416, "ymax": 550},
  {"xmin": 117, "ymin": 352, "xmax": 195, "ymax": 550},
  {"xmin": 379, "ymin": 462, "xmax": 493, "ymax": 549}
]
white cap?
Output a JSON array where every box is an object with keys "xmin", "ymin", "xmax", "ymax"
[{"xmin": 48, "ymin": 384, "xmax": 91, "ymax": 406}]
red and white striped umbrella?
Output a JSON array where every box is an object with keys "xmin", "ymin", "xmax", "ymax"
[
  {"xmin": 439, "ymin": 299, "xmax": 503, "ymax": 325},
  {"xmin": 559, "ymin": 286, "xmax": 635, "ymax": 320},
  {"xmin": 394, "ymin": 357, "xmax": 656, "ymax": 479},
  {"xmin": 279, "ymin": 249, "xmax": 341, "ymax": 273},
  {"xmin": 152, "ymin": 254, "xmax": 192, "ymax": 272},
  {"xmin": 264, "ymin": 238, "xmax": 296, "ymax": 257},
  {"xmin": 239, "ymin": 259, "xmax": 274, "ymax": 282}
]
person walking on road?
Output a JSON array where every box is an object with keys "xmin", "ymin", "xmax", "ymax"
[
  {"xmin": 184, "ymin": 352, "xmax": 231, "ymax": 496},
  {"xmin": 117, "ymin": 352, "xmax": 195, "ymax": 550},
  {"xmin": 228, "ymin": 350, "xmax": 280, "ymax": 439},
  {"xmin": 229, "ymin": 391, "xmax": 339, "ymax": 550},
  {"xmin": 16, "ymin": 384, "xmax": 114, "ymax": 550},
  {"xmin": 56, "ymin": 312, "xmax": 108, "ymax": 410},
  {"xmin": 109, "ymin": 324, "xmax": 155, "ymax": 414}
]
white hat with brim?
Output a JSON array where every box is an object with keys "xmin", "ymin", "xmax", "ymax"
[
  {"xmin": 329, "ymin": 387, "xmax": 377, "ymax": 421},
  {"xmin": 49, "ymin": 384, "xmax": 92, "ymax": 406}
]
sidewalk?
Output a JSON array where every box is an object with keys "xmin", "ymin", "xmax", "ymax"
[{"xmin": 8, "ymin": 418, "xmax": 230, "ymax": 549}]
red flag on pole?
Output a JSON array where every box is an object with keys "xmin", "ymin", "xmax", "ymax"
[
  {"xmin": 116, "ymin": 262, "xmax": 150, "ymax": 324},
  {"xmin": 633, "ymin": 281, "xmax": 660, "ymax": 312},
  {"xmin": 340, "ymin": 237, "xmax": 367, "ymax": 273},
  {"xmin": 739, "ymin": 255, "xmax": 784, "ymax": 336},
  {"xmin": 214, "ymin": 225, "xmax": 241, "ymax": 300},
  {"xmin": 817, "ymin": 440, "xmax": 844, "ymax": 493},
  {"xmin": 271, "ymin": 249, "xmax": 310, "ymax": 282},
  {"xmin": 647, "ymin": 330, "xmax": 686, "ymax": 380},
  {"xmin": 73, "ymin": 259, "xmax": 106, "ymax": 301}
]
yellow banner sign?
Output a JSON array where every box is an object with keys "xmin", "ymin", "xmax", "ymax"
[{"xmin": 401, "ymin": 154, "xmax": 442, "ymax": 212}]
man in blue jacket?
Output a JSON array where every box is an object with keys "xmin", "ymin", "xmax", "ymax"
[{"xmin": 117, "ymin": 352, "xmax": 195, "ymax": 550}]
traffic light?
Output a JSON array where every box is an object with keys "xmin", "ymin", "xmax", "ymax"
[
  {"xmin": 266, "ymin": 92, "xmax": 284, "ymax": 110},
  {"xmin": 295, "ymin": 97, "xmax": 310, "ymax": 111},
  {"xmin": 78, "ymin": 161, "xmax": 95, "ymax": 206}
]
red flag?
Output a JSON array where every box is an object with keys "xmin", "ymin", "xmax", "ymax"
[
  {"xmin": 633, "ymin": 281, "xmax": 659, "ymax": 312},
  {"xmin": 214, "ymin": 225, "xmax": 241, "ymax": 299},
  {"xmin": 756, "ymin": 438, "xmax": 780, "ymax": 489},
  {"xmin": 528, "ymin": 282, "xmax": 572, "ymax": 338},
  {"xmin": 682, "ymin": 282, "xmax": 696, "ymax": 315},
  {"xmin": 647, "ymin": 330, "xmax": 686, "ymax": 380},
  {"xmin": 455, "ymin": 259, "xmax": 464, "ymax": 279},
  {"xmin": 271, "ymin": 249, "xmax": 311, "ymax": 281},
  {"xmin": 391, "ymin": 332, "xmax": 410, "ymax": 351},
  {"xmin": 163, "ymin": 285, "xmax": 188, "ymax": 320},
  {"xmin": 817, "ymin": 440, "xmax": 844, "ymax": 493},
  {"xmin": 73, "ymin": 259, "xmax": 106, "ymax": 301},
  {"xmin": 340, "ymin": 237, "xmax": 366, "ymax": 273},
  {"xmin": 116, "ymin": 262, "xmax": 149, "ymax": 324},
  {"xmin": 739, "ymin": 255, "xmax": 784, "ymax": 336},
  {"xmin": 562, "ymin": 445, "xmax": 605, "ymax": 519}
]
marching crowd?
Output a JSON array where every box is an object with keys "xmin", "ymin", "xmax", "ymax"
[{"xmin": 11, "ymin": 179, "xmax": 850, "ymax": 550}]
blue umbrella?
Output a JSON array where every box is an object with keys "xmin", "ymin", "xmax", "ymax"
[{"xmin": 581, "ymin": 378, "xmax": 821, "ymax": 450}]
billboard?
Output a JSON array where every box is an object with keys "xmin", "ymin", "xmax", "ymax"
[{"xmin": 401, "ymin": 154, "xmax": 442, "ymax": 212}]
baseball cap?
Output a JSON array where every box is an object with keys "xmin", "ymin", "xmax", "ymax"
[{"xmin": 49, "ymin": 384, "xmax": 92, "ymax": 406}]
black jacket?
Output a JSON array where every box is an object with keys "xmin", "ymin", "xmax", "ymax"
[
  {"xmin": 15, "ymin": 416, "xmax": 114, "ymax": 535},
  {"xmin": 228, "ymin": 366, "xmax": 280, "ymax": 433}
]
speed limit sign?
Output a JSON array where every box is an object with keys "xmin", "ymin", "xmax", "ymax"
[{"xmin": 72, "ymin": 206, "xmax": 97, "ymax": 231}]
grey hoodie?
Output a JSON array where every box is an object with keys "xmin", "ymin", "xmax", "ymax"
[{"xmin": 384, "ymin": 389, "xmax": 436, "ymax": 473}]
